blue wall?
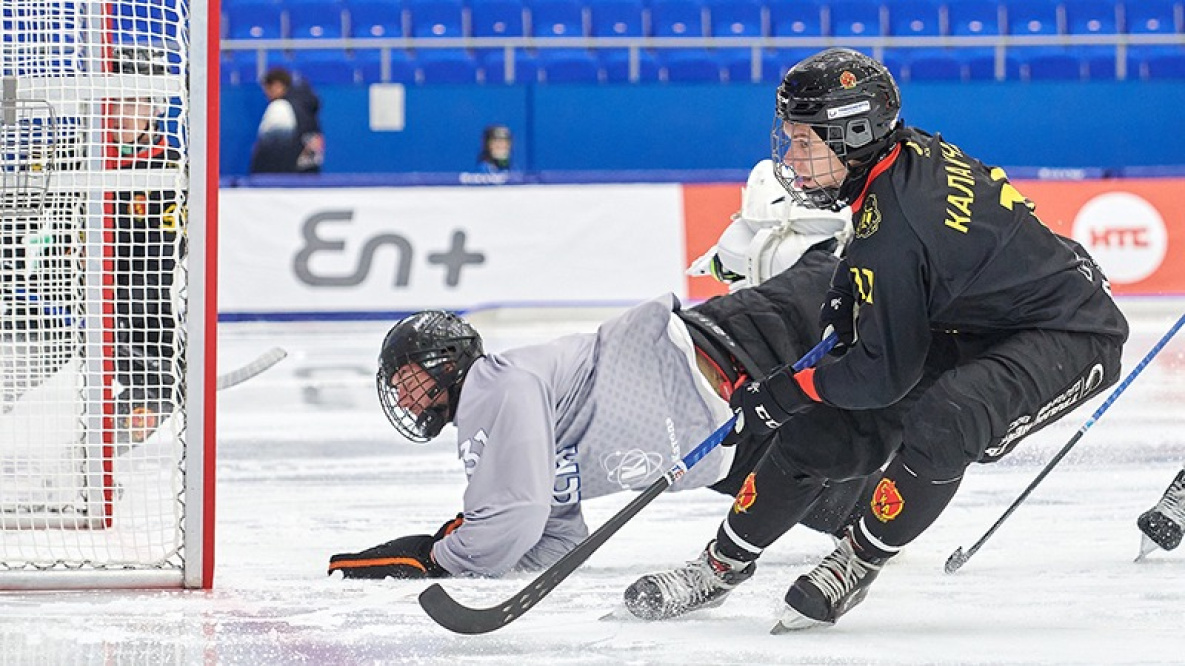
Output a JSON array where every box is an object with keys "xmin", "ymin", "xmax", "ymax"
[{"xmin": 220, "ymin": 81, "xmax": 1185, "ymax": 176}]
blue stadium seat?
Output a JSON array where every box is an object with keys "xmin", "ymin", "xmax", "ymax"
[
  {"xmin": 963, "ymin": 48, "xmax": 1020, "ymax": 80},
  {"xmin": 416, "ymin": 50, "xmax": 480, "ymax": 83},
  {"xmin": 354, "ymin": 48, "xmax": 417, "ymax": 83},
  {"xmin": 472, "ymin": 0, "xmax": 526, "ymax": 39},
  {"xmin": 722, "ymin": 49, "xmax": 781, "ymax": 83},
  {"xmin": 707, "ymin": 0, "xmax": 763, "ymax": 38},
  {"xmin": 1064, "ymin": 0, "xmax": 1118, "ymax": 35},
  {"xmin": 1076, "ymin": 46, "xmax": 1118, "ymax": 79},
  {"xmin": 589, "ymin": 0, "xmax": 643, "ymax": 65},
  {"xmin": 660, "ymin": 50, "xmax": 723, "ymax": 82},
  {"xmin": 829, "ymin": 0, "xmax": 884, "ymax": 38},
  {"xmin": 537, "ymin": 51, "xmax": 601, "ymax": 83},
  {"xmin": 1021, "ymin": 49, "xmax": 1083, "ymax": 80},
  {"xmin": 481, "ymin": 49, "xmax": 539, "ymax": 83},
  {"xmin": 113, "ymin": 0, "xmax": 183, "ymax": 44},
  {"xmin": 947, "ymin": 1, "xmax": 1001, "ymax": 37},
  {"xmin": 707, "ymin": 0, "xmax": 762, "ymax": 72},
  {"xmin": 1005, "ymin": 0, "xmax": 1060, "ymax": 37},
  {"xmin": 472, "ymin": 0, "xmax": 525, "ymax": 61},
  {"xmin": 1125, "ymin": 0, "xmax": 1180, "ymax": 34},
  {"xmin": 768, "ymin": 0, "xmax": 822, "ymax": 37},
  {"xmin": 344, "ymin": 0, "xmax": 404, "ymax": 38},
  {"xmin": 1134, "ymin": 48, "xmax": 1185, "ymax": 79},
  {"xmin": 766, "ymin": 48, "xmax": 816, "ymax": 78},
  {"xmin": 287, "ymin": 1, "xmax": 345, "ymax": 40},
  {"xmin": 599, "ymin": 49, "xmax": 661, "ymax": 82},
  {"xmin": 223, "ymin": 49, "xmax": 289, "ymax": 85},
  {"xmin": 905, "ymin": 49, "xmax": 964, "ymax": 81},
  {"xmin": 530, "ymin": 0, "xmax": 585, "ymax": 37},
  {"xmin": 226, "ymin": 0, "xmax": 284, "ymax": 40},
  {"xmin": 887, "ymin": 1, "xmax": 940, "ymax": 38},
  {"xmin": 589, "ymin": 0, "xmax": 644, "ymax": 37},
  {"xmin": 290, "ymin": 49, "xmax": 356, "ymax": 84},
  {"xmin": 407, "ymin": 0, "xmax": 463, "ymax": 38},
  {"xmin": 650, "ymin": 0, "xmax": 706, "ymax": 37},
  {"xmin": 879, "ymin": 49, "xmax": 907, "ymax": 82}
]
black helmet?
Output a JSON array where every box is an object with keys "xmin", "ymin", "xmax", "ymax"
[
  {"xmin": 771, "ymin": 48, "xmax": 901, "ymax": 210},
  {"xmin": 376, "ymin": 311, "xmax": 483, "ymax": 442}
]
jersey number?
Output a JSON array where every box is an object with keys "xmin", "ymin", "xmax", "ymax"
[{"xmin": 849, "ymin": 266, "xmax": 874, "ymax": 304}]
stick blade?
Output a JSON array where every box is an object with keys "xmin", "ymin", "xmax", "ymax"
[
  {"xmin": 944, "ymin": 547, "xmax": 967, "ymax": 574},
  {"xmin": 418, "ymin": 583, "xmax": 518, "ymax": 635}
]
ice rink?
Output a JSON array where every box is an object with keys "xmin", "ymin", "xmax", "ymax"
[{"xmin": 2, "ymin": 300, "xmax": 1183, "ymax": 665}]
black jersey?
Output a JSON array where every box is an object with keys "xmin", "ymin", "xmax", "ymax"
[
  {"xmin": 114, "ymin": 134, "xmax": 184, "ymax": 280},
  {"xmin": 812, "ymin": 128, "xmax": 1129, "ymax": 410}
]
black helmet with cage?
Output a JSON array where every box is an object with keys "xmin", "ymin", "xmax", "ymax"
[
  {"xmin": 771, "ymin": 48, "xmax": 902, "ymax": 211},
  {"xmin": 376, "ymin": 311, "xmax": 484, "ymax": 442}
]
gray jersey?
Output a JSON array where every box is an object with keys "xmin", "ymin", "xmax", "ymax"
[{"xmin": 432, "ymin": 295, "xmax": 734, "ymax": 577}]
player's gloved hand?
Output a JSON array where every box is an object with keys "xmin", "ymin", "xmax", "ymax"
[
  {"xmin": 727, "ymin": 370, "xmax": 813, "ymax": 441},
  {"xmin": 819, "ymin": 285, "xmax": 858, "ymax": 356},
  {"xmin": 328, "ymin": 532, "xmax": 452, "ymax": 580}
]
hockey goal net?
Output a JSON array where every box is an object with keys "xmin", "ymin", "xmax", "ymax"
[{"xmin": 0, "ymin": 0, "xmax": 216, "ymax": 588}]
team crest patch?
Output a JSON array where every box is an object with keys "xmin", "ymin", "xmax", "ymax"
[
  {"xmin": 855, "ymin": 194, "xmax": 881, "ymax": 238},
  {"xmin": 132, "ymin": 193, "xmax": 148, "ymax": 220},
  {"xmin": 733, "ymin": 473, "xmax": 757, "ymax": 513},
  {"xmin": 839, "ymin": 70, "xmax": 858, "ymax": 89},
  {"xmin": 871, "ymin": 478, "xmax": 903, "ymax": 522}
]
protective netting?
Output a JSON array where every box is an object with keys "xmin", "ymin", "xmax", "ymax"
[{"xmin": 0, "ymin": 0, "xmax": 191, "ymax": 573}]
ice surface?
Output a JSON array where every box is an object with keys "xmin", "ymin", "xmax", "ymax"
[{"xmin": 1, "ymin": 302, "xmax": 1183, "ymax": 664}]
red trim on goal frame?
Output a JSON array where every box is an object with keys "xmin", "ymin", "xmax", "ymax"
[{"xmin": 202, "ymin": 0, "xmax": 222, "ymax": 590}]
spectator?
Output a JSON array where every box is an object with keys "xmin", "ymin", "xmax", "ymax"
[
  {"xmin": 476, "ymin": 125, "xmax": 513, "ymax": 173},
  {"xmin": 249, "ymin": 67, "xmax": 324, "ymax": 174}
]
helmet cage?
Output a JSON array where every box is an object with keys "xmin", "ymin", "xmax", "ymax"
[
  {"xmin": 771, "ymin": 120, "xmax": 851, "ymax": 211},
  {"xmin": 376, "ymin": 312, "xmax": 482, "ymax": 443}
]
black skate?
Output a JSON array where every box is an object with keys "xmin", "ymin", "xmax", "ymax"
[
  {"xmin": 1136, "ymin": 469, "xmax": 1185, "ymax": 560},
  {"xmin": 623, "ymin": 541, "xmax": 755, "ymax": 621},
  {"xmin": 772, "ymin": 530, "xmax": 887, "ymax": 633}
]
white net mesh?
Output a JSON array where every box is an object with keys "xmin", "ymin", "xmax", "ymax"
[{"xmin": 0, "ymin": 0, "xmax": 192, "ymax": 574}]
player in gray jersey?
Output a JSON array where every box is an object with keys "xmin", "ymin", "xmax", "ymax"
[{"xmin": 326, "ymin": 198, "xmax": 876, "ymax": 580}]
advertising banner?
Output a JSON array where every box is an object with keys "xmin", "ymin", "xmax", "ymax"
[
  {"xmin": 682, "ymin": 178, "xmax": 1185, "ymax": 300},
  {"xmin": 219, "ymin": 185, "xmax": 687, "ymax": 317}
]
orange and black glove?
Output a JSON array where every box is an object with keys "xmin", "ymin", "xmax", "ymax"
[{"xmin": 328, "ymin": 513, "xmax": 463, "ymax": 580}]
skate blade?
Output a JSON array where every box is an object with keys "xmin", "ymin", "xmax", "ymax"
[
  {"xmin": 770, "ymin": 608, "xmax": 831, "ymax": 634},
  {"xmin": 1134, "ymin": 535, "xmax": 1159, "ymax": 562},
  {"xmin": 599, "ymin": 606, "xmax": 638, "ymax": 622}
]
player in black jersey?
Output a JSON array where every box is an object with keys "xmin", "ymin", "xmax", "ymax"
[
  {"xmin": 625, "ymin": 48, "xmax": 1129, "ymax": 630},
  {"xmin": 110, "ymin": 48, "xmax": 186, "ymax": 443}
]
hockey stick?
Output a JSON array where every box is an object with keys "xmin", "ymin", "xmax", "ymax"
[
  {"xmin": 945, "ymin": 313, "xmax": 1185, "ymax": 574},
  {"xmin": 216, "ymin": 347, "xmax": 289, "ymax": 390},
  {"xmin": 418, "ymin": 333, "xmax": 838, "ymax": 635},
  {"xmin": 124, "ymin": 344, "xmax": 288, "ymax": 391}
]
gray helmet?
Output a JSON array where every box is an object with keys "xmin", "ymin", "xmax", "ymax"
[
  {"xmin": 376, "ymin": 311, "xmax": 483, "ymax": 442},
  {"xmin": 772, "ymin": 48, "xmax": 901, "ymax": 210}
]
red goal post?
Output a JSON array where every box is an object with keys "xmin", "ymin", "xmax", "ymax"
[{"xmin": 0, "ymin": 0, "xmax": 218, "ymax": 589}]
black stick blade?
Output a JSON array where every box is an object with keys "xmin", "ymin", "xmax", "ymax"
[
  {"xmin": 944, "ymin": 547, "xmax": 967, "ymax": 574},
  {"xmin": 419, "ymin": 583, "xmax": 518, "ymax": 635}
]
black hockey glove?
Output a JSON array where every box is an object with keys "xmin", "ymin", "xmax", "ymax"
[
  {"xmin": 328, "ymin": 512, "xmax": 464, "ymax": 580},
  {"xmin": 728, "ymin": 370, "xmax": 813, "ymax": 441},
  {"xmin": 819, "ymin": 285, "xmax": 858, "ymax": 356}
]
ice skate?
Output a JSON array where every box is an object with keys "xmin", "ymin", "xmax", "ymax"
[
  {"xmin": 771, "ymin": 529, "xmax": 886, "ymax": 633},
  {"xmin": 623, "ymin": 541, "xmax": 755, "ymax": 621},
  {"xmin": 1135, "ymin": 469, "xmax": 1185, "ymax": 561}
]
